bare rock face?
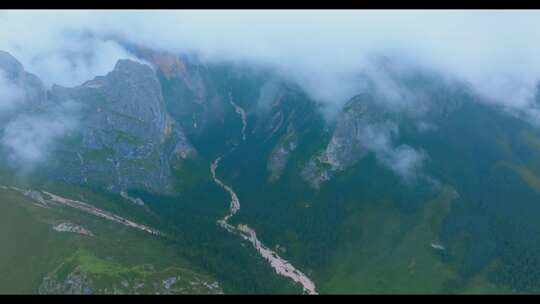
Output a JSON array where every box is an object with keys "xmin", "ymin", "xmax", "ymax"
[
  {"xmin": 39, "ymin": 267, "xmax": 95, "ymax": 295},
  {"xmin": 0, "ymin": 51, "xmax": 196, "ymax": 195},
  {"xmin": 301, "ymin": 94, "xmax": 385, "ymax": 189},
  {"xmin": 0, "ymin": 50, "xmax": 24, "ymax": 79},
  {"xmin": 267, "ymin": 123, "xmax": 297, "ymax": 182},
  {"xmin": 0, "ymin": 51, "xmax": 48, "ymax": 118},
  {"xmin": 38, "ymin": 264, "xmax": 224, "ymax": 295},
  {"xmin": 46, "ymin": 59, "xmax": 195, "ymax": 194},
  {"xmin": 52, "ymin": 223, "xmax": 94, "ymax": 237},
  {"xmin": 136, "ymin": 48, "xmax": 219, "ymax": 138},
  {"xmin": 299, "ymin": 70, "xmax": 467, "ymax": 189}
]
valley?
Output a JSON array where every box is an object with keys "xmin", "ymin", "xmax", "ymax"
[
  {"xmin": 2, "ymin": 39, "xmax": 540, "ymax": 295},
  {"xmin": 211, "ymin": 153, "xmax": 318, "ymax": 295}
]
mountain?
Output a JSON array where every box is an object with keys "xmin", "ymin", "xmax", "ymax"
[
  {"xmin": 44, "ymin": 59, "xmax": 195, "ymax": 194},
  {"xmin": 0, "ymin": 51, "xmax": 47, "ymax": 126},
  {"xmin": 2, "ymin": 47, "xmax": 540, "ymax": 294}
]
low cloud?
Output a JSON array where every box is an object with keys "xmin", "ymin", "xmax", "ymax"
[
  {"xmin": 360, "ymin": 122, "xmax": 426, "ymax": 183},
  {"xmin": 2, "ymin": 10, "xmax": 540, "ymax": 119},
  {"xmin": 0, "ymin": 10, "xmax": 137, "ymax": 88},
  {"xmin": 25, "ymin": 38, "xmax": 137, "ymax": 88},
  {"xmin": 255, "ymin": 79, "xmax": 283, "ymax": 113},
  {"xmin": 0, "ymin": 70, "xmax": 24, "ymax": 111},
  {"xmin": 1, "ymin": 10, "xmax": 539, "ymax": 180},
  {"xmin": 1, "ymin": 100, "xmax": 80, "ymax": 168}
]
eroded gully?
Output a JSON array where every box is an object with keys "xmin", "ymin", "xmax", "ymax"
[{"xmin": 210, "ymin": 93, "xmax": 317, "ymax": 295}]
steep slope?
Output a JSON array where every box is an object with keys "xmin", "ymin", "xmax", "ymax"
[
  {"xmin": 4, "ymin": 46, "xmax": 540, "ymax": 294},
  {"xmin": 204, "ymin": 64, "xmax": 540, "ymax": 294},
  {"xmin": 0, "ymin": 50, "xmax": 307, "ymax": 294},
  {"xmin": 0, "ymin": 184, "xmax": 222, "ymax": 294},
  {"xmin": 0, "ymin": 50, "xmax": 47, "ymax": 112},
  {"xmin": 42, "ymin": 59, "xmax": 195, "ymax": 194}
]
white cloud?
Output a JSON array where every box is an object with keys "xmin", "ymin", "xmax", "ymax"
[
  {"xmin": 1, "ymin": 100, "xmax": 80, "ymax": 166},
  {"xmin": 0, "ymin": 70, "xmax": 23, "ymax": 111},
  {"xmin": 1, "ymin": 9, "xmax": 540, "ymax": 116},
  {"xmin": 2, "ymin": 9, "xmax": 540, "ymax": 176},
  {"xmin": 0, "ymin": 11, "xmax": 138, "ymax": 88},
  {"xmin": 360, "ymin": 122, "xmax": 426, "ymax": 182}
]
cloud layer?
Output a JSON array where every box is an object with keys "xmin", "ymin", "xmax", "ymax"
[
  {"xmin": 1, "ymin": 100, "xmax": 80, "ymax": 168},
  {"xmin": 359, "ymin": 121, "xmax": 426, "ymax": 183},
  {"xmin": 1, "ymin": 10, "xmax": 540, "ymax": 181},
  {"xmin": 0, "ymin": 70, "xmax": 23, "ymax": 111},
  {"xmin": 2, "ymin": 10, "xmax": 540, "ymax": 113}
]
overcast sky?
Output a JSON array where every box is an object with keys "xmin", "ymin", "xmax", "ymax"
[
  {"xmin": 1, "ymin": 10, "xmax": 540, "ymax": 113},
  {"xmin": 2, "ymin": 10, "xmax": 540, "ymax": 180}
]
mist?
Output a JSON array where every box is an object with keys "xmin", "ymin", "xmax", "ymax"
[
  {"xmin": 358, "ymin": 121, "xmax": 427, "ymax": 183},
  {"xmin": 1, "ymin": 100, "xmax": 80, "ymax": 170},
  {"xmin": 1, "ymin": 10, "xmax": 540, "ymax": 181},
  {"xmin": 2, "ymin": 10, "xmax": 540, "ymax": 116},
  {"xmin": 0, "ymin": 70, "xmax": 23, "ymax": 111}
]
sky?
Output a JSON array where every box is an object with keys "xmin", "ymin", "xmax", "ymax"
[
  {"xmin": 1, "ymin": 10, "xmax": 540, "ymax": 179},
  {"xmin": 1, "ymin": 9, "xmax": 540, "ymax": 114}
]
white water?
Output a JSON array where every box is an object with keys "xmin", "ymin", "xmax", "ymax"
[{"xmin": 210, "ymin": 96, "xmax": 318, "ymax": 294}]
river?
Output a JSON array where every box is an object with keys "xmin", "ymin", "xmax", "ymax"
[{"xmin": 209, "ymin": 95, "xmax": 318, "ymax": 295}]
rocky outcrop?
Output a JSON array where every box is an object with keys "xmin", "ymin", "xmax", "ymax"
[
  {"xmin": 301, "ymin": 94, "xmax": 386, "ymax": 189},
  {"xmin": 299, "ymin": 70, "xmax": 466, "ymax": 189},
  {"xmin": 0, "ymin": 51, "xmax": 48, "ymax": 125},
  {"xmin": 39, "ymin": 267, "xmax": 95, "ymax": 295},
  {"xmin": 137, "ymin": 48, "xmax": 219, "ymax": 138},
  {"xmin": 0, "ymin": 50, "xmax": 196, "ymax": 195},
  {"xmin": 46, "ymin": 59, "xmax": 194, "ymax": 194},
  {"xmin": 267, "ymin": 123, "xmax": 297, "ymax": 182},
  {"xmin": 0, "ymin": 51, "xmax": 47, "ymax": 107},
  {"xmin": 52, "ymin": 223, "xmax": 94, "ymax": 237},
  {"xmin": 8, "ymin": 186, "xmax": 49, "ymax": 208},
  {"xmin": 39, "ymin": 264, "xmax": 224, "ymax": 294}
]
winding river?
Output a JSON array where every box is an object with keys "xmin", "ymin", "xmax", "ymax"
[{"xmin": 210, "ymin": 95, "xmax": 318, "ymax": 295}]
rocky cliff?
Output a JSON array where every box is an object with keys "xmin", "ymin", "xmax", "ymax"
[
  {"xmin": 0, "ymin": 50, "xmax": 195, "ymax": 194},
  {"xmin": 46, "ymin": 59, "xmax": 195, "ymax": 194}
]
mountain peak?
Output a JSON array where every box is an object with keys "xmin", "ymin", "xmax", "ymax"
[
  {"xmin": 113, "ymin": 59, "xmax": 151, "ymax": 74},
  {"xmin": 0, "ymin": 50, "xmax": 24, "ymax": 80}
]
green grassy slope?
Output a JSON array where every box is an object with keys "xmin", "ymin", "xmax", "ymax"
[{"xmin": 0, "ymin": 186, "xmax": 221, "ymax": 294}]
